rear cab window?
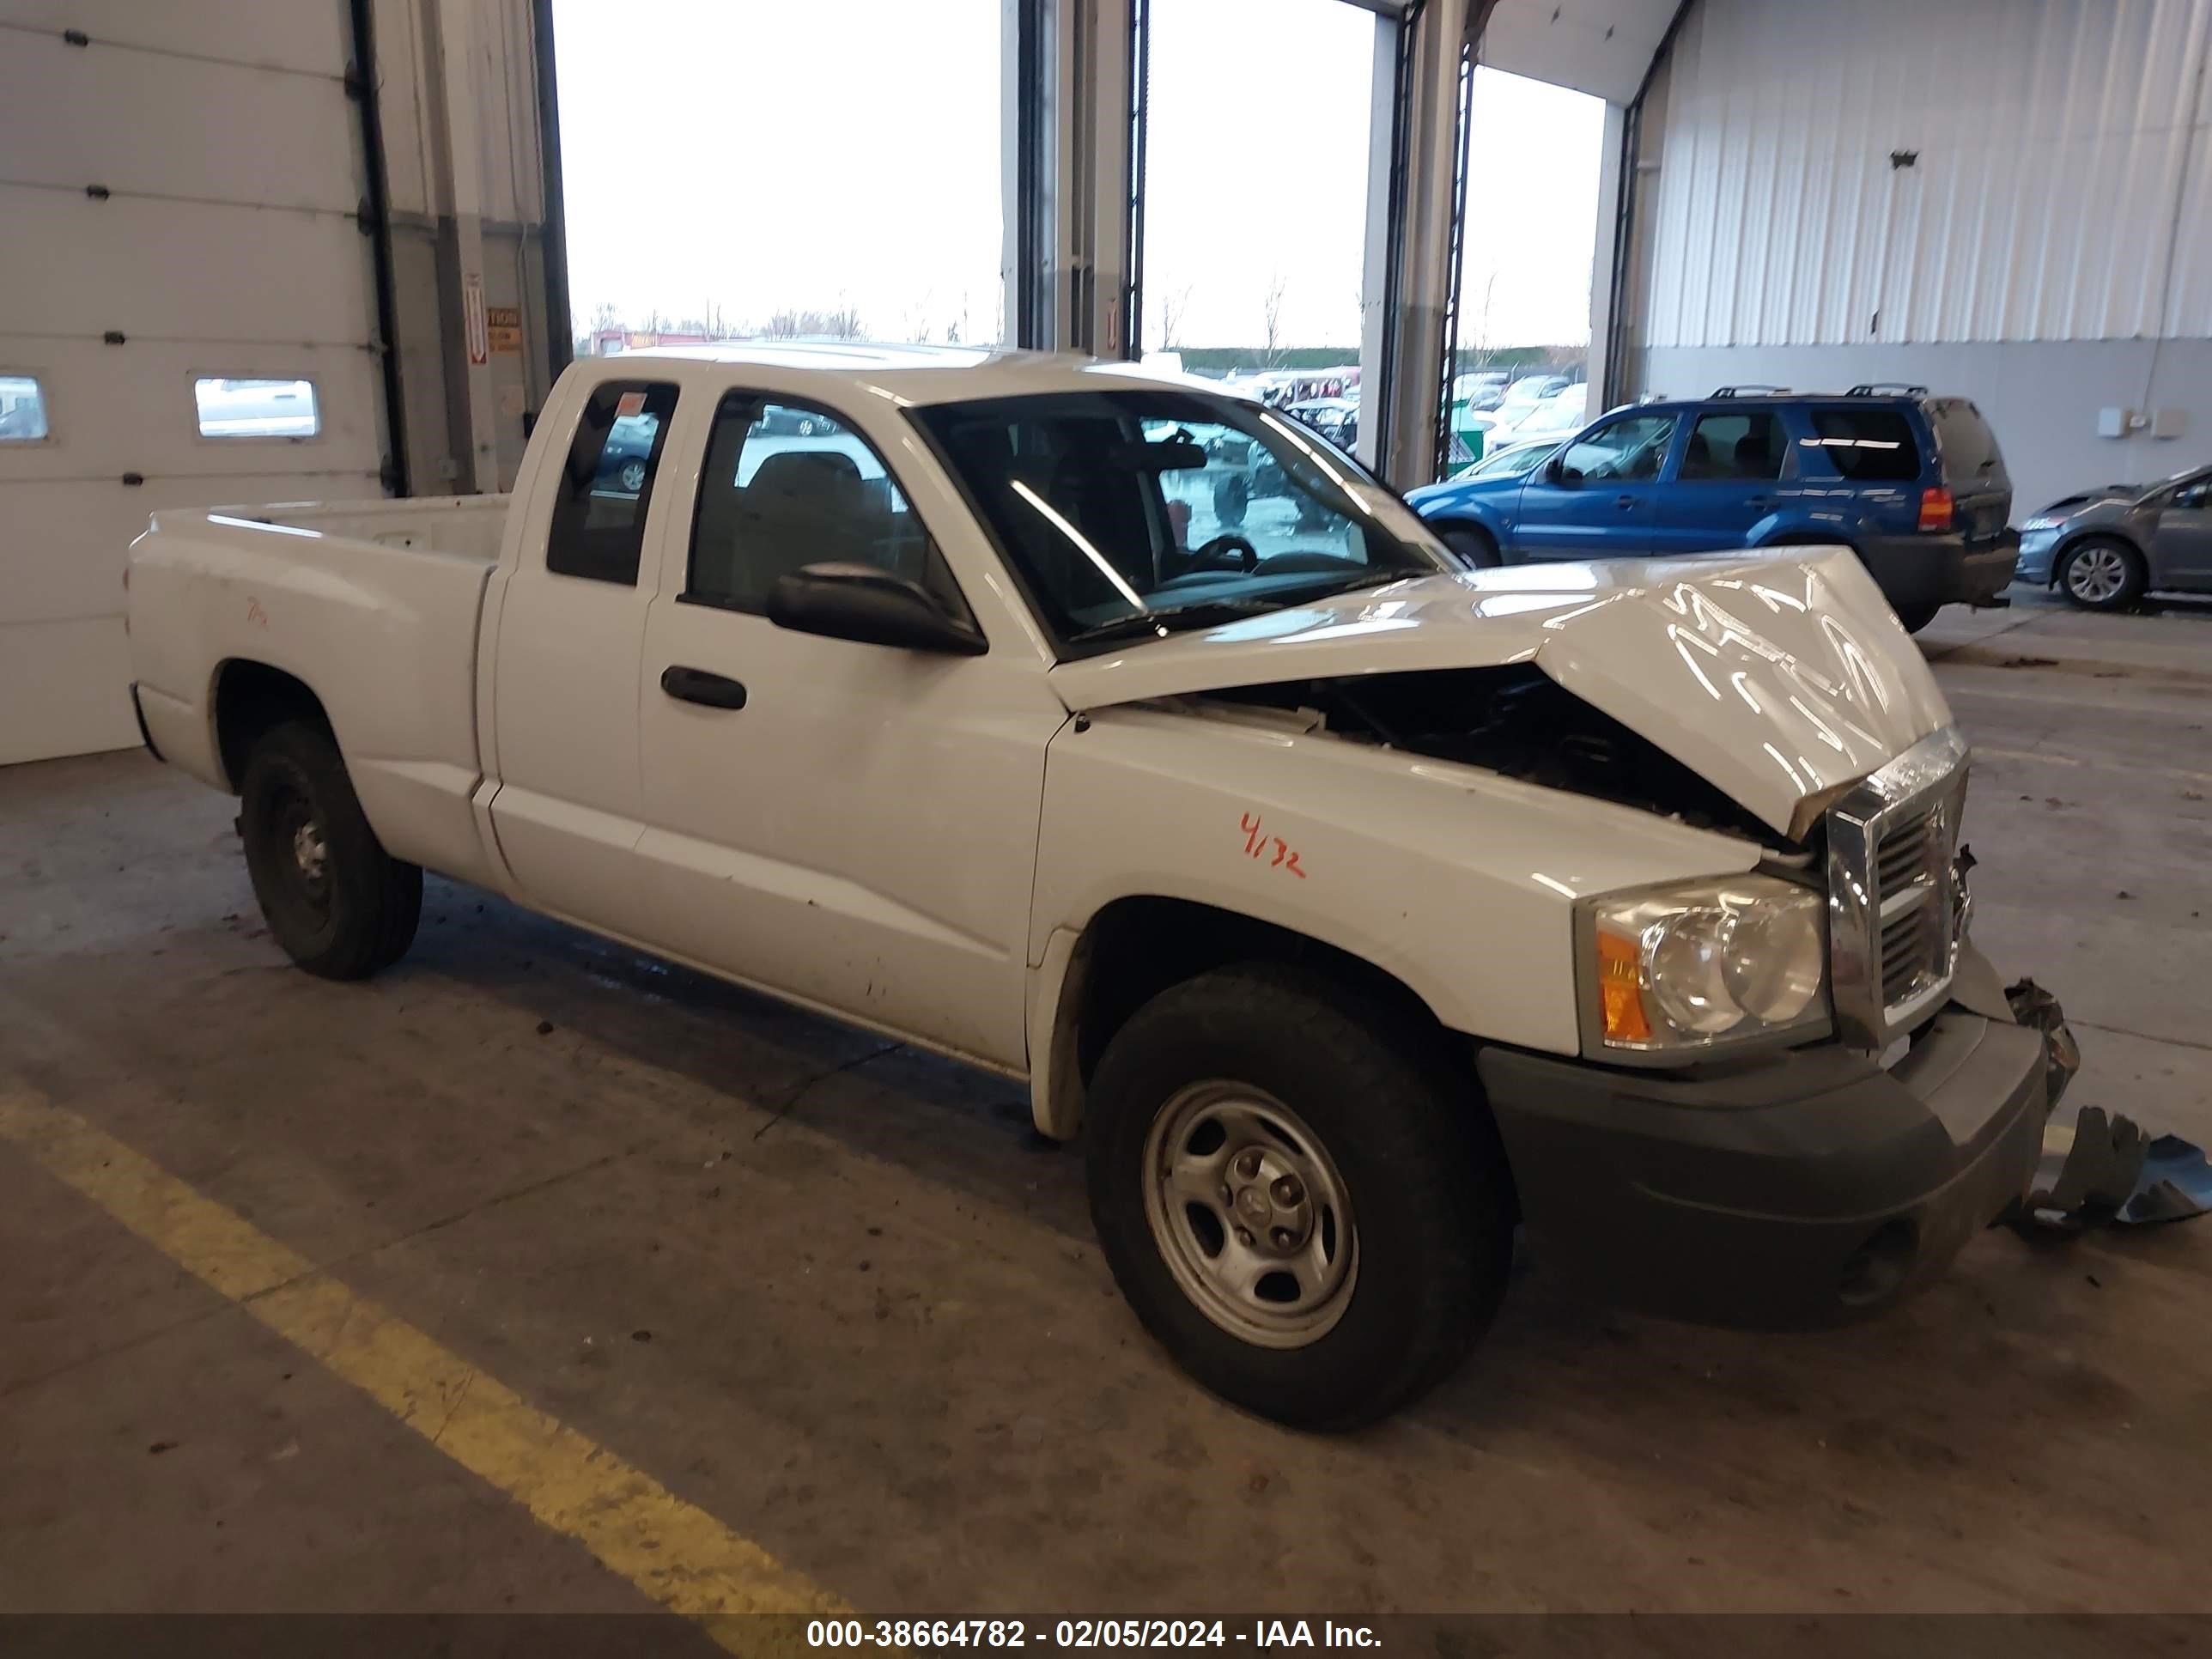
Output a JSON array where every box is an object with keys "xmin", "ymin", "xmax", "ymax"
[
  {"xmin": 546, "ymin": 380, "xmax": 680, "ymax": 585},
  {"xmin": 1802, "ymin": 407, "xmax": 1921, "ymax": 483}
]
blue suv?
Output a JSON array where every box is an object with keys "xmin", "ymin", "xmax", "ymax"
[{"xmin": 1406, "ymin": 386, "xmax": 2021, "ymax": 632}]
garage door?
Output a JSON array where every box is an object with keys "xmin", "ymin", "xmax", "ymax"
[{"xmin": 0, "ymin": 3, "xmax": 388, "ymax": 765}]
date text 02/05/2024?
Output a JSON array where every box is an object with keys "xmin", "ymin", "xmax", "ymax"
[{"xmin": 806, "ymin": 1621, "xmax": 1381, "ymax": 1650}]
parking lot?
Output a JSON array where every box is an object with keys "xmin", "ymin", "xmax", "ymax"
[{"xmin": 2, "ymin": 586, "xmax": 2207, "ymax": 1618}]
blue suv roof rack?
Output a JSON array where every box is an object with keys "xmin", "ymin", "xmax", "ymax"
[
  {"xmin": 1711, "ymin": 385, "xmax": 1791, "ymax": 398},
  {"xmin": 1845, "ymin": 382, "xmax": 1930, "ymax": 397}
]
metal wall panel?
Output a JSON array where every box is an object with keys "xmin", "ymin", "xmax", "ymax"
[
  {"xmin": 1641, "ymin": 0, "xmax": 2212, "ymax": 348},
  {"xmin": 0, "ymin": 7, "xmax": 381, "ymax": 765}
]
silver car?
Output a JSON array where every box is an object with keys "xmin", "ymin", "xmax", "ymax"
[{"xmin": 2016, "ymin": 465, "xmax": 2212, "ymax": 609}]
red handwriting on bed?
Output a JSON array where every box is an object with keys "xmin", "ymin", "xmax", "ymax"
[{"xmin": 1240, "ymin": 812, "xmax": 1306, "ymax": 878}]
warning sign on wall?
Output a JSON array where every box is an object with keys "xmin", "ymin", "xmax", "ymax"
[
  {"xmin": 463, "ymin": 272, "xmax": 488, "ymax": 365},
  {"xmin": 487, "ymin": 305, "xmax": 523, "ymax": 355}
]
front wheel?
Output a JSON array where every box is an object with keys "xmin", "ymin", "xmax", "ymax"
[
  {"xmin": 1437, "ymin": 524, "xmax": 1501, "ymax": 568},
  {"xmin": 2060, "ymin": 538, "xmax": 2146, "ymax": 611},
  {"xmin": 240, "ymin": 720, "xmax": 422, "ymax": 980},
  {"xmin": 1085, "ymin": 964, "xmax": 1514, "ymax": 1430}
]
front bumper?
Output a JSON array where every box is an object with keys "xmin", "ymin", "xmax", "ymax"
[
  {"xmin": 1858, "ymin": 529, "xmax": 2021, "ymax": 609},
  {"xmin": 1479, "ymin": 980, "xmax": 2057, "ymax": 1328},
  {"xmin": 2015, "ymin": 528, "xmax": 2062, "ymax": 584}
]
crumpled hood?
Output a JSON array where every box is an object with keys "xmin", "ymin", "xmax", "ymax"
[{"xmin": 1048, "ymin": 547, "xmax": 1954, "ymax": 841}]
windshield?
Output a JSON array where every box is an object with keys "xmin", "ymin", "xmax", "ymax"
[{"xmin": 912, "ymin": 389, "xmax": 1453, "ymax": 647}]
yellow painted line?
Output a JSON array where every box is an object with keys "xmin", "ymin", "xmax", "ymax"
[
  {"xmin": 0, "ymin": 1087, "xmax": 846, "ymax": 1644},
  {"xmin": 1977, "ymin": 744, "xmax": 2212, "ymax": 787}
]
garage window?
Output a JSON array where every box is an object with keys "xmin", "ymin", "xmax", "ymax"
[
  {"xmin": 193, "ymin": 377, "xmax": 320, "ymax": 439},
  {"xmin": 0, "ymin": 374, "xmax": 50, "ymax": 441}
]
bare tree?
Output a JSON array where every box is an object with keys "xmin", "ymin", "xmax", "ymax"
[
  {"xmin": 1261, "ymin": 271, "xmax": 1287, "ymax": 368},
  {"xmin": 1156, "ymin": 283, "xmax": 1193, "ymax": 351},
  {"xmin": 588, "ymin": 301, "xmax": 621, "ymax": 331},
  {"xmin": 765, "ymin": 305, "xmax": 866, "ymax": 341}
]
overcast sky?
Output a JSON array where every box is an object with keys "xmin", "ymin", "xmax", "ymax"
[{"xmin": 553, "ymin": 0, "xmax": 1605, "ymax": 350}]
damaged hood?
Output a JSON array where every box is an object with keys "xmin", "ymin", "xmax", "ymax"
[{"xmin": 1048, "ymin": 548, "xmax": 1953, "ymax": 840}]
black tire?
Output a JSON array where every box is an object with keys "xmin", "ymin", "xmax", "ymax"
[
  {"xmin": 239, "ymin": 720, "xmax": 422, "ymax": 980},
  {"xmin": 1085, "ymin": 963, "xmax": 1515, "ymax": 1430},
  {"xmin": 1893, "ymin": 602, "xmax": 1942, "ymax": 634},
  {"xmin": 1438, "ymin": 523, "xmax": 1501, "ymax": 568},
  {"xmin": 2058, "ymin": 537, "xmax": 2147, "ymax": 611}
]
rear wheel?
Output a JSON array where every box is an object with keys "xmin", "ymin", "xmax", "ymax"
[
  {"xmin": 2059, "ymin": 538, "xmax": 2145, "ymax": 611},
  {"xmin": 1085, "ymin": 963, "xmax": 1514, "ymax": 1429},
  {"xmin": 1438, "ymin": 523, "xmax": 1501, "ymax": 568},
  {"xmin": 240, "ymin": 720, "xmax": 422, "ymax": 980}
]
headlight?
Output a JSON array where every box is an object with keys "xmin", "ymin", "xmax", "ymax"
[
  {"xmin": 1582, "ymin": 875, "xmax": 1829, "ymax": 1060},
  {"xmin": 2021, "ymin": 516, "xmax": 2060, "ymax": 532}
]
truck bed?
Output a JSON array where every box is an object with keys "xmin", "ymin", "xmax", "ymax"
[{"xmin": 127, "ymin": 495, "xmax": 514, "ymax": 890}]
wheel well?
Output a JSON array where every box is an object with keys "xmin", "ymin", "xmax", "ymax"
[
  {"xmin": 213, "ymin": 660, "xmax": 331, "ymax": 792},
  {"xmin": 1429, "ymin": 516, "xmax": 1494, "ymax": 544},
  {"xmin": 1069, "ymin": 896, "xmax": 1449, "ymax": 1091}
]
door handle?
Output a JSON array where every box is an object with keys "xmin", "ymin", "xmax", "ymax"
[
  {"xmin": 1614, "ymin": 494, "xmax": 1636, "ymax": 510},
  {"xmin": 1745, "ymin": 495, "xmax": 1771, "ymax": 508},
  {"xmin": 659, "ymin": 665, "xmax": 748, "ymax": 710}
]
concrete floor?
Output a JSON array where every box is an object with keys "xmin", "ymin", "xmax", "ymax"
[{"xmin": 3, "ymin": 586, "xmax": 2209, "ymax": 1617}]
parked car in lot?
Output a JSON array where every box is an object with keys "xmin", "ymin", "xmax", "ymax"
[
  {"xmin": 127, "ymin": 344, "xmax": 2070, "ymax": 1429},
  {"xmin": 593, "ymin": 410, "xmax": 659, "ymax": 495},
  {"xmin": 1482, "ymin": 383, "xmax": 1589, "ymax": 453},
  {"xmin": 1452, "ymin": 370, "xmax": 1511, "ymax": 411},
  {"xmin": 1285, "ymin": 397, "xmax": 1358, "ymax": 447},
  {"xmin": 1407, "ymin": 385, "xmax": 2021, "ymax": 633},
  {"xmin": 2015, "ymin": 465, "xmax": 2212, "ymax": 609}
]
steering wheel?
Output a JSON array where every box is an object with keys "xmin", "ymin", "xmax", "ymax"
[{"xmin": 1189, "ymin": 533, "xmax": 1260, "ymax": 573}]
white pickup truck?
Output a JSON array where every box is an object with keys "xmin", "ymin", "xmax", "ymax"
[{"xmin": 127, "ymin": 343, "xmax": 2072, "ymax": 1428}]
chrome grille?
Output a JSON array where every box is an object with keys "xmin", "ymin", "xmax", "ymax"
[{"xmin": 1826, "ymin": 728, "xmax": 1972, "ymax": 1054}]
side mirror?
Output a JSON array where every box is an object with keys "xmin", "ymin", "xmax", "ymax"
[
  {"xmin": 1545, "ymin": 456, "xmax": 1573, "ymax": 485},
  {"xmin": 768, "ymin": 562, "xmax": 988, "ymax": 656}
]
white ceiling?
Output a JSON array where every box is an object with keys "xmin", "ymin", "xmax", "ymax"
[{"xmin": 1476, "ymin": 0, "xmax": 1683, "ymax": 105}]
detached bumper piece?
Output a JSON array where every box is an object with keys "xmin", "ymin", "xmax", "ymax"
[
  {"xmin": 2017, "ymin": 1108, "xmax": 2212, "ymax": 1232},
  {"xmin": 1480, "ymin": 995, "xmax": 2059, "ymax": 1329}
]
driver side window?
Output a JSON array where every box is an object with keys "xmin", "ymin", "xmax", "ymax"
[
  {"xmin": 686, "ymin": 392, "xmax": 965, "ymax": 616},
  {"xmin": 2176, "ymin": 480, "xmax": 2212, "ymax": 511},
  {"xmin": 1559, "ymin": 414, "xmax": 1677, "ymax": 483}
]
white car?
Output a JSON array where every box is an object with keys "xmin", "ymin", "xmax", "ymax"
[
  {"xmin": 126, "ymin": 343, "xmax": 2068, "ymax": 1428},
  {"xmin": 1486, "ymin": 383, "xmax": 1591, "ymax": 451}
]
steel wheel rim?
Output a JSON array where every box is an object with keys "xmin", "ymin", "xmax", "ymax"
[
  {"xmin": 1141, "ymin": 1081, "xmax": 1358, "ymax": 1349},
  {"xmin": 2068, "ymin": 545, "xmax": 2126, "ymax": 603},
  {"xmin": 619, "ymin": 460, "xmax": 647, "ymax": 492},
  {"xmin": 270, "ymin": 774, "xmax": 332, "ymax": 919}
]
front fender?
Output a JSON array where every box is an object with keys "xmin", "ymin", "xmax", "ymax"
[{"xmin": 1026, "ymin": 701, "xmax": 1768, "ymax": 1131}]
